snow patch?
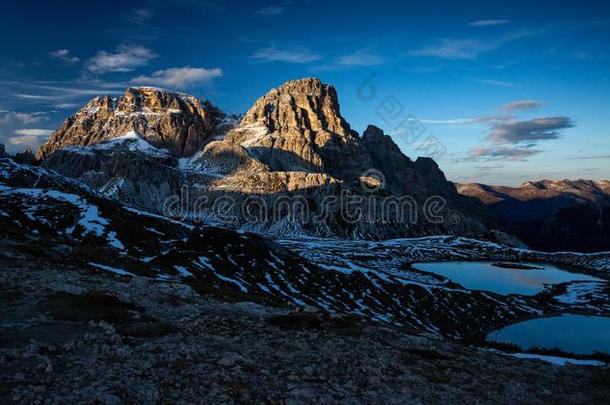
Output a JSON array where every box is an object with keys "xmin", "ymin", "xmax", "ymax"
[
  {"xmin": 506, "ymin": 352, "xmax": 605, "ymax": 367},
  {"xmin": 88, "ymin": 262, "xmax": 134, "ymax": 276},
  {"xmin": 94, "ymin": 131, "xmax": 170, "ymax": 158}
]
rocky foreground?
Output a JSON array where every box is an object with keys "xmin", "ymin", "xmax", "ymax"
[{"xmin": 2, "ymin": 255, "xmax": 610, "ymax": 404}]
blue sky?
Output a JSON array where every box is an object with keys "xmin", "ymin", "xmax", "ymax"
[{"xmin": 1, "ymin": 0, "xmax": 609, "ymax": 185}]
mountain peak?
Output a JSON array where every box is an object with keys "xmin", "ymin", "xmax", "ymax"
[
  {"xmin": 224, "ymin": 77, "xmax": 366, "ymax": 176},
  {"xmin": 36, "ymin": 88, "xmax": 226, "ymax": 159},
  {"xmin": 273, "ymin": 77, "xmax": 324, "ymax": 94},
  {"xmin": 236, "ymin": 77, "xmax": 348, "ymax": 134}
]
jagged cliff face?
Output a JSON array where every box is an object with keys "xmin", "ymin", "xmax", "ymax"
[
  {"xmin": 36, "ymin": 78, "xmax": 500, "ymax": 239},
  {"xmin": 225, "ymin": 78, "xmax": 372, "ymax": 179},
  {"xmin": 36, "ymin": 87, "xmax": 226, "ymax": 159}
]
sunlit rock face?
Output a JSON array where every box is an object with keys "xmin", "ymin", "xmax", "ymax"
[
  {"xmin": 225, "ymin": 78, "xmax": 373, "ymax": 179},
  {"xmin": 36, "ymin": 87, "xmax": 227, "ymax": 159}
]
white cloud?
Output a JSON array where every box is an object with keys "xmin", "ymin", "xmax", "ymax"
[
  {"xmin": 473, "ymin": 78, "xmax": 515, "ymax": 87},
  {"xmin": 468, "ymin": 146, "xmax": 542, "ymax": 161},
  {"xmin": 5, "ymin": 80, "xmax": 126, "ymax": 103},
  {"xmin": 335, "ymin": 50, "xmax": 385, "ymax": 66},
  {"xmin": 410, "ymin": 38, "xmax": 497, "ymax": 59},
  {"xmin": 0, "ymin": 111, "xmax": 47, "ymax": 125},
  {"xmin": 502, "ymin": 100, "xmax": 543, "ymax": 111},
  {"xmin": 256, "ymin": 5, "xmax": 288, "ymax": 16},
  {"xmin": 55, "ymin": 103, "xmax": 80, "ymax": 109},
  {"xmin": 87, "ymin": 45, "xmax": 156, "ymax": 74},
  {"xmin": 468, "ymin": 19, "xmax": 510, "ymax": 27},
  {"xmin": 13, "ymin": 129, "xmax": 53, "ymax": 136},
  {"xmin": 131, "ymin": 67, "xmax": 223, "ymax": 88},
  {"xmin": 126, "ymin": 7, "xmax": 153, "ymax": 24},
  {"xmin": 49, "ymin": 49, "xmax": 80, "ymax": 65},
  {"xmin": 409, "ymin": 32, "xmax": 529, "ymax": 60},
  {"xmin": 9, "ymin": 129, "xmax": 53, "ymax": 149},
  {"xmin": 250, "ymin": 47, "xmax": 321, "ymax": 63},
  {"xmin": 489, "ymin": 117, "xmax": 574, "ymax": 144},
  {"xmin": 255, "ymin": 0, "xmax": 293, "ymax": 16}
]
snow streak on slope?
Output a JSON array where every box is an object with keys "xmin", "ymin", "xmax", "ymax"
[{"xmin": 59, "ymin": 131, "xmax": 171, "ymax": 158}]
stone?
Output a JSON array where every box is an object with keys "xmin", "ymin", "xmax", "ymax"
[{"xmin": 217, "ymin": 353, "xmax": 244, "ymax": 367}]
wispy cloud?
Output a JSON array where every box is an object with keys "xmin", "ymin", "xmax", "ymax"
[
  {"xmin": 468, "ymin": 146, "xmax": 542, "ymax": 161},
  {"xmin": 409, "ymin": 32, "xmax": 529, "ymax": 59},
  {"xmin": 571, "ymin": 50, "xmax": 610, "ymax": 60},
  {"xmin": 475, "ymin": 165, "xmax": 505, "ymax": 171},
  {"xmin": 489, "ymin": 117, "xmax": 574, "ymax": 144},
  {"xmin": 49, "ymin": 49, "xmax": 80, "ymax": 65},
  {"xmin": 13, "ymin": 88, "xmax": 123, "ymax": 101},
  {"xmin": 0, "ymin": 111, "xmax": 47, "ymax": 125},
  {"xmin": 468, "ymin": 19, "xmax": 510, "ymax": 27},
  {"xmin": 13, "ymin": 94, "xmax": 56, "ymax": 100},
  {"xmin": 409, "ymin": 38, "xmax": 496, "ymax": 59},
  {"xmin": 86, "ymin": 45, "xmax": 156, "ymax": 74},
  {"xmin": 502, "ymin": 100, "xmax": 543, "ymax": 111},
  {"xmin": 473, "ymin": 78, "xmax": 515, "ymax": 87},
  {"xmin": 255, "ymin": 0, "xmax": 293, "ymax": 16},
  {"xmin": 131, "ymin": 67, "xmax": 223, "ymax": 88},
  {"xmin": 54, "ymin": 103, "xmax": 80, "ymax": 109},
  {"xmin": 250, "ymin": 46, "xmax": 321, "ymax": 63},
  {"xmin": 125, "ymin": 7, "xmax": 153, "ymax": 25},
  {"xmin": 420, "ymin": 115, "xmax": 511, "ymax": 125},
  {"xmin": 567, "ymin": 154, "xmax": 610, "ymax": 160},
  {"xmin": 256, "ymin": 5, "xmax": 288, "ymax": 16},
  {"xmin": 8, "ymin": 129, "xmax": 53, "ymax": 150},
  {"xmin": 13, "ymin": 128, "xmax": 53, "ymax": 136},
  {"xmin": 3, "ymin": 80, "xmax": 126, "ymax": 104},
  {"xmin": 334, "ymin": 50, "xmax": 385, "ymax": 66}
]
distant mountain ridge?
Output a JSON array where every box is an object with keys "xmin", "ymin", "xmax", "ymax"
[{"xmin": 457, "ymin": 179, "xmax": 610, "ymax": 252}]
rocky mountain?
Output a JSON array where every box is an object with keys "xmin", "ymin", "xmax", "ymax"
[
  {"xmin": 458, "ymin": 180, "xmax": 610, "ymax": 252},
  {"xmin": 36, "ymin": 78, "xmax": 501, "ymax": 240},
  {"xmin": 36, "ymin": 87, "xmax": 231, "ymax": 159},
  {"xmin": 224, "ymin": 78, "xmax": 372, "ymax": 179}
]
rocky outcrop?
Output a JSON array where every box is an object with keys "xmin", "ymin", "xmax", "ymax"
[
  {"xmin": 36, "ymin": 87, "xmax": 227, "ymax": 159},
  {"xmin": 187, "ymin": 141, "xmax": 269, "ymax": 176},
  {"xmin": 225, "ymin": 78, "xmax": 372, "ymax": 179},
  {"xmin": 14, "ymin": 148, "xmax": 36, "ymax": 165}
]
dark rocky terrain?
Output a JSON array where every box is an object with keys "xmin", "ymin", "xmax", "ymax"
[
  {"xmin": 458, "ymin": 180, "xmax": 610, "ymax": 252},
  {"xmin": 3, "ymin": 257, "xmax": 610, "ymax": 404}
]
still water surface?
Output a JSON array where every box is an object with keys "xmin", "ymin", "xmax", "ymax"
[{"xmin": 412, "ymin": 261, "xmax": 603, "ymax": 295}]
